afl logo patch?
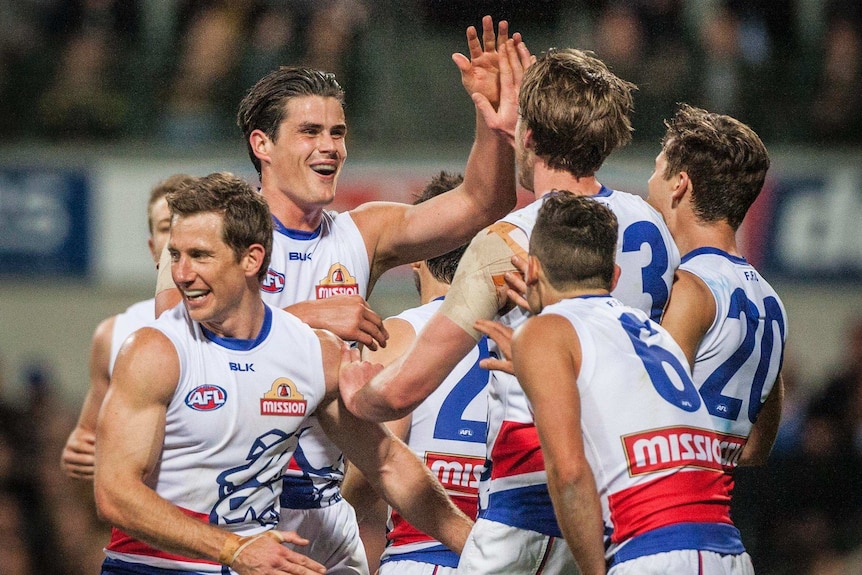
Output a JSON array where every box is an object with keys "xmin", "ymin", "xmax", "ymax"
[
  {"xmin": 260, "ymin": 268, "xmax": 285, "ymax": 293},
  {"xmin": 185, "ymin": 385, "xmax": 227, "ymax": 411}
]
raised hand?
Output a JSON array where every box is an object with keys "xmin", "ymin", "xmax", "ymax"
[
  {"xmin": 452, "ymin": 15, "xmax": 519, "ymax": 108},
  {"xmin": 504, "ymin": 254, "xmax": 530, "ymax": 311},
  {"xmin": 472, "ymin": 37, "xmax": 534, "ymax": 145}
]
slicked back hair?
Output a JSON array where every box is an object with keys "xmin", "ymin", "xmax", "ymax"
[{"xmin": 237, "ymin": 67, "xmax": 345, "ymax": 177}]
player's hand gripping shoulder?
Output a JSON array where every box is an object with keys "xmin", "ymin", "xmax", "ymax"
[
  {"xmin": 286, "ymin": 294, "xmax": 388, "ymax": 351},
  {"xmin": 221, "ymin": 530, "xmax": 326, "ymax": 575},
  {"xmin": 474, "ymin": 319, "xmax": 515, "ymax": 375}
]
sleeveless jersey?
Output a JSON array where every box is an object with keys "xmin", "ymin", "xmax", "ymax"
[
  {"xmin": 679, "ymin": 248, "xmax": 788, "ymax": 449},
  {"xmin": 546, "ymin": 295, "xmax": 745, "ymax": 566},
  {"xmin": 480, "ymin": 189, "xmax": 679, "ymax": 537},
  {"xmin": 259, "ymin": 211, "xmax": 370, "ymax": 510},
  {"xmin": 104, "ymin": 304, "xmax": 327, "ymax": 573},
  {"xmin": 108, "ymin": 298, "xmax": 156, "ymax": 374},
  {"xmin": 379, "ymin": 299, "xmax": 491, "ymax": 569}
]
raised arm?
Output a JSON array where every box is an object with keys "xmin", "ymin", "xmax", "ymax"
[
  {"xmin": 95, "ymin": 328, "xmax": 324, "ymax": 575},
  {"xmin": 61, "ymin": 315, "xmax": 115, "ymax": 479},
  {"xmin": 511, "ymin": 316, "xmax": 606, "ymax": 575},
  {"xmin": 351, "ymin": 16, "xmax": 518, "ymax": 283}
]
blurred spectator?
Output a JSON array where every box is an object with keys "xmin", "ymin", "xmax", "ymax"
[
  {"xmin": 157, "ymin": 1, "xmax": 247, "ymax": 144},
  {"xmin": 36, "ymin": 0, "xmax": 140, "ymax": 140},
  {"xmin": 808, "ymin": 6, "xmax": 862, "ymax": 143}
]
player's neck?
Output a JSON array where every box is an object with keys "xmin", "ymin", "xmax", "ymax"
[
  {"xmin": 533, "ymin": 166, "xmax": 601, "ymax": 199},
  {"xmin": 675, "ymin": 221, "xmax": 739, "ymax": 258},
  {"xmin": 260, "ymin": 185, "xmax": 325, "ymax": 232},
  {"xmin": 201, "ymin": 297, "xmax": 267, "ymax": 341}
]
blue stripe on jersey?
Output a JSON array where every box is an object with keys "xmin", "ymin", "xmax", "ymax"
[
  {"xmin": 201, "ymin": 305, "xmax": 273, "ymax": 350},
  {"xmin": 381, "ymin": 545, "xmax": 460, "ymax": 568},
  {"xmin": 272, "ymin": 215, "xmax": 321, "ymax": 239},
  {"xmin": 680, "ymin": 247, "xmax": 748, "ymax": 265},
  {"xmin": 608, "ymin": 522, "xmax": 746, "ymax": 568},
  {"xmin": 101, "ymin": 557, "xmax": 207, "ymax": 575},
  {"xmin": 479, "ymin": 484, "xmax": 562, "ymax": 538}
]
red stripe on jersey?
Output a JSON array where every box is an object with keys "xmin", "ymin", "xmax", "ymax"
[
  {"xmin": 608, "ymin": 469, "xmax": 733, "ymax": 544},
  {"xmin": 388, "ymin": 493, "xmax": 479, "ymax": 547},
  {"xmin": 106, "ymin": 507, "xmax": 218, "ymax": 564},
  {"xmin": 490, "ymin": 420, "xmax": 545, "ymax": 480}
]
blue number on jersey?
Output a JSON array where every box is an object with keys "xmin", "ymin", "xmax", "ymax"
[
  {"xmin": 699, "ymin": 289, "xmax": 786, "ymax": 423},
  {"xmin": 621, "ymin": 221, "xmax": 670, "ymax": 322},
  {"xmin": 619, "ymin": 312, "xmax": 701, "ymax": 412},
  {"xmin": 434, "ymin": 337, "xmax": 491, "ymax": 444}
]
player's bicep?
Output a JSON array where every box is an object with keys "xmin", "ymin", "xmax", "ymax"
[
  {"xmin": 512, "ymin": 317, "xmax": 586, "ymax": 465},
  {"xmin": 362, "ymin": 318, "xmax": 415, "ymax": 367},
  {"xmin": 660, "ymin": 270, "xmax": 715, "ymax": 368},
  {"xmin": 97, "ymin": 328, "xmax": 179, "ymax": 479}
]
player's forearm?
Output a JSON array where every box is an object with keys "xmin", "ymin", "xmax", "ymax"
[
  {"xmin": 372, "ymin": 439, "xmax": 473, "ymax": 554},
  {"xmin": 547, "ymin": 468, "xmax": 606, "ymax": 575},
  {"xmin": 461, "ymin": 109, "xmax": 517, "ymax": 223},
  {"xmin": 95, "ymin": 480, "xmax": 231, "ymax": 564}
]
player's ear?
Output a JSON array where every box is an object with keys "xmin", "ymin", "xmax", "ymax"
[
  {"xmin": 610, "ymin": 264, "xmax": 621, "ymax": 292},
  {"xmin": 525, "ymin": 254, "xmax": 541, "ymax": 286},
  {"xmin": 672, "ymin": 171, "xmax": 691, "ymax": 203},
  {"xmin": 244, "ymin": 244, "xmax": 267, "ymax": 278},
  {"xmin": 249, "ymin": 129, "xmax": 272, "ymax": 165}
]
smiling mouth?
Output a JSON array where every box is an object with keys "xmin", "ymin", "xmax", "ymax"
[
  {"xmin": 183, "ymin": 289, "xmax": 209, "ymax": 302},
  {"xmin": 311, "ymin": 164, "xmax": 337, "ymax": 176}
]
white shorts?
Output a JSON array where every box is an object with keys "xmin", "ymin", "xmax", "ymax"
[
  {"xmin": 278, "ymin": 499, "xmax": 369, "ymax": 575},
  {"xmin": 381, "ymin": 560, "xmax": 458, "ymax": 575},
  {"xmin": 457, "ymin": 518, "xmax": 579, "ymax": 575},
  {"xmin": 609, "ymin": 550, "xmax": 754, "ymax": 575}
]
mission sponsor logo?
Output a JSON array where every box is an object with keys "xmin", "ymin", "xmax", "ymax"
[
  {"xmin": 622, "ymin": 426, "xmax": 746, "ymax": 476},
  {"xmin": 315, "ymin": 263, "xmax": 359, "ymax": 299},
  {"xmin": 185, "ymin": 385, "xmax": 227, "ymax": 411},
  {"xmin": 426, "ymin": 452, "xmax": 485, "ymax": 495},
  {"xmin": 260, "ymin": 268, "xmax": 286, "ymax": 294},
  {"xmin": 260, "ymin": 378, "xmax": 308, "ymax": 416}
]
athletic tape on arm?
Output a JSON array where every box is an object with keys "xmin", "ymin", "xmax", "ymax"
[{"xmin": 439, "ymin": 222, "xmax": 529, "ymax": 340}]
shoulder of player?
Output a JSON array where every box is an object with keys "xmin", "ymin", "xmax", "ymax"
[{"xmin": 513, "ymin": 313, "xmax": 577, "ymax": 353}]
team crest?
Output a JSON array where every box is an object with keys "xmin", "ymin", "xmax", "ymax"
[
  {"xmin": 315, "ymin": 263, "xmax": 359, "ymax": 299},
  {"xmin": 260, "ymin": 378, "xmax": 308, "ymax": 416}
]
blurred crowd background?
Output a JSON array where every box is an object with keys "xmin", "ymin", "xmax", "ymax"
[
  {"xmin": 1, "ymin": 0, "xmax": 861, "ymax": 574},
  {"xmin": 0, "ymin": 0, "xmax": 860, "ymax": 147}
]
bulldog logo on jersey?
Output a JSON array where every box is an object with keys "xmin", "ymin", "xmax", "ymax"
[
  {"xmin": 185, "ymin": 385, "xmax": 227, "ymax": 411},
  {"xmin": 260, "ymin": 268, "xmax": 286, "ymax": 294},
  {"xmin": 260, "ymin": 377, "xmax": 307, "ymax": 416},
  {"xmin": 315, "ymin": 263, "xmax": 359, "ymax": 299}
]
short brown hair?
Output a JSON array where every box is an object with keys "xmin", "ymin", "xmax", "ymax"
[
  {"xmin": 531, "ymin": 192, "xmax": 618, "ymax": 291},
  {"xmin": 148, "ymin": 174, "xmax": 196, "ymax": 234},
  {"xmin": 519, "ymin": 49, "xmax": 636, "ymax": 177},
  {"xmin": 166, "ymin": 172, "xmax": 273, "ymax": 282},
  {"xmin": 661, "ymin": 104, "xmax": 770, "ymax": 230}
]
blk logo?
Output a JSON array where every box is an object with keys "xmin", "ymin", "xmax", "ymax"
[{"xmin": 230, "ymin": 362, "xmax": 255, "ymax": 372}]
